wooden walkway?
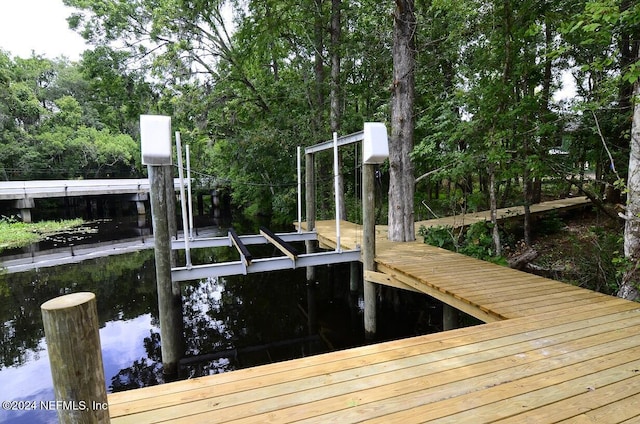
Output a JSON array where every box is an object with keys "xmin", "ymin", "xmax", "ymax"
[
  {"xmin": 108, "ymin": 196, "xmax": 640, "ymax": 423},
  {"xmin": 416, "ymin": 195, "xmax": 590, "ymax": 235}
]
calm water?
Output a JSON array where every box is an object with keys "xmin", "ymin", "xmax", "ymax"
[{"xmin": 0, "ymin": 220, "xmax": 445, "ymax": 424}]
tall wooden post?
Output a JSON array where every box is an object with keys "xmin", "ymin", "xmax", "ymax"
[
  {"xmin": 305, "ymin": 152, "xmax": 317, "ymax": 282},
  {"xmin": 350, "ymin": 262, "xmax": 359, "ymax": 292},
  {"xmin": 148, "ymin": 165, "xmax": 184, "ymax": 377},
  {"xmin": 361, "ymin": 122, "xmax": 388, "ymax": 339},
  {"xmin": 212, "ymin": 189, "xmax": 221, "ymax": 221},
  {"xmin": 41, "ymin": 292, "xmax": 110, "ymax": 424},
  {"xmin": 443, "ymin": 303, "xmax": 459, "ymax": 331},
  {"xmin": 362, "ymin": 162, "xmax": 377, "ymax": 338},
  {"xmin": 141, "ymin": 115, "xmax": 184, "ymax": 377}
]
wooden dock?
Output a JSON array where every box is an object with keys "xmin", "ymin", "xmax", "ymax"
[{"xmin": 108, "ymin": 196, "xmax": 640, "ymax": 423}]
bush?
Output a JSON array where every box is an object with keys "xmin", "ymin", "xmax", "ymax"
[
  {"xmin": 420, "ymin": 221, "xmax": 508, "ymax": 265},
  {"xmin": 418, "ymin": 225, "xmax": 457, "ymax": 251}
]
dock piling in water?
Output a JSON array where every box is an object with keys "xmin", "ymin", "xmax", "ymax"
[
  {"xmin": 148, "ymin": 164, "xmax": 184, "ymax": 377},
  {"xmin": 41, "ymin": 292, "xmax": 110, "ymax": 424},
  {"xmin": 362, "ymin": 162, "xmax": 377, "ymax": 339}
]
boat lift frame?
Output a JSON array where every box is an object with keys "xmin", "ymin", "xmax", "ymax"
[{"xmin": 169, "ymin": 130, "xmax": 365, "ymax": 283}]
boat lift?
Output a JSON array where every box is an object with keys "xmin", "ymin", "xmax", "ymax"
[
  {"xmin": 168, "ymin": 129, "xmax": 367, "ymax": 283},
  {"xmin": 170, "ymin": 227, "xmax": 360, "ymax": 282}
]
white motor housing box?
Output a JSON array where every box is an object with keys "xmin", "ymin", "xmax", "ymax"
[
  {"xmin": 140, "ymin": 115, "xmax": 172, "ymax": 165},
  {"xmin": 362, "ymin": 122, "xmax": 389, "ymax": 164}
]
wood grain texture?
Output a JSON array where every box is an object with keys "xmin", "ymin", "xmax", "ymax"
[
  {"xmin": 42, "ymin": 292, "xmax": 110, "ymax": 423},
  {"xmin": 109, "ymin": 197, "xmax": 640, "ymax": 423}
]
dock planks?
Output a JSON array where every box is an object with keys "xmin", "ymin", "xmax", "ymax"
[{"xmin": 108, "ymin": 196, "xmax": 640, "ymax": 423}]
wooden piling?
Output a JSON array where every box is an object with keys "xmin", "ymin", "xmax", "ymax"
[
  {"xmin": 362, "ymin": 163, "xmax": 377, "ymax": 338},
  {"xmin": 212, "ymin": 189, "xmax": 221, "ymax": 221},
  {"xmin": 305, "ymin": 152, "xmax": 317, "ymax": 284},
  {"xmin": 350, "ymin": 262, "xmax": 359, "ymax": 292},
  {"xmin": 304, "ymin": 152, "xmax": 319, "ymax": 338},
  {"xmin": 443, "ymin": 303, "xmax": 459, "ymax": 330},
  {"xmin": 41, "ymin": 292, "xmax": 110, "ymax": 424},
  {"xmin": 148, "ymin": 165, "xmax": 184, "ymax": 377}
]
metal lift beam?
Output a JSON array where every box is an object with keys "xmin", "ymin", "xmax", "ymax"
[
  {"xmin": 171, "ymin": 231, "xmax": 317, "ymax": 250},
  {"xmin": 171, "ymin": 249, "xmax": 361, "ymax": 283}
]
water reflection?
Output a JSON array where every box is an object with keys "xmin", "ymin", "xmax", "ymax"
[
  {"xmin": 0, "ymin": 250, "xmax": 158, "ymax": 423},
  {"xmin": 0, "ymin": 237, "xmax": 448, "ymax": 423},
  {"xmin": 0, "ymin": 247, "xmax": 327, "ymax": 423}
]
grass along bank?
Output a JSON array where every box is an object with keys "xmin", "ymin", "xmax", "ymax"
[{"xmin": 0, "ymin": 217, "xmax": 84, "ymax": 252}]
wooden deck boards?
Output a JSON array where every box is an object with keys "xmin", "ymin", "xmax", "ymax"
[
  {"xmin": 110, "ymin": 300, "xmax": 640, "ymax": 423},
  {"xmin": 109, "ymin": 196, "xmax": 640, "ymax": 423}
]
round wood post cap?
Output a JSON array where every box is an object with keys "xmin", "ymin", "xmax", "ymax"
[{"xmin": 41, "ymin": 292, "xmax": 96, "ymax": 311}]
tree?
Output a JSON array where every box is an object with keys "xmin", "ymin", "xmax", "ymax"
[
  {"xmin": 0, "ymin": 51, "xmax": 147, "ymax": 180},
  {"xmin": 388, "ymin": 0, "xmax": 417, "ymax": 242},
  {"xmin": 622, "ymin": 80, "xmax": 640, "ymax": 300},
  {"xmin": 563, "ymin": 0, "xmax": 639, "ymax": 300}
]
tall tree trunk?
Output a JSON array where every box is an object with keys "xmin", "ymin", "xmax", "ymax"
[
  {"xmin": 533, "ymin": 13, "xmax": 554, "ymax": 205},
  {"xmin": 489, "ymin": 166, "xmax": 502, "ymax": 256},
  {"xmin": 523, "ymin": 167, "xmax": 532, "ymax": 247},
  {"xmin": 330, "ymin": 0, "xmax": 346, "ymax": 220},
  {"xmin": 388, "ymin": 0, "xmax": 416, "ymax": 242},
  {"xmin": 619, "ymin": 81, "xmax": 640, "ymax": 301},
  {"xmin": 313, "ymin": 0, "xmax": 325, "ymax": 135},
  {"xmin": 313, "ymin": 0, "xmax": 331, "ymax": 217}
]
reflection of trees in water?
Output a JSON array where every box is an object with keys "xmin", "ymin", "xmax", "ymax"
[
  {"xmin": 182, "ymin": 276, "xmax": 235, "ymax": 357},
  {"xmin": 109, "ymin": 266, "xmax": 314, "ymax": 388},
  {"xmin": 178, "ymin": 267, "xmax": 314, "ymax": 377},
  {"xmin": 110, "ymin": 331, "xmax": 163, "ymax": 392},
  {"xmin": 3, "ymin": 241, "xmax": 437, "ymax": 392},
  {"xmin": 0, "ymin": 251, "xmax": 156, "ymax": 370}
]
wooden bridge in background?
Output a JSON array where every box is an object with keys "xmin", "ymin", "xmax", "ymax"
[{"xmin": 108, "ymin": 196, "xmax": 640, "ymax": 422}]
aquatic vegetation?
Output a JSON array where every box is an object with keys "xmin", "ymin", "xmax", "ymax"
[{"xmin": 0, "ymin": 217, "xmax": 84, "ymax": 252}]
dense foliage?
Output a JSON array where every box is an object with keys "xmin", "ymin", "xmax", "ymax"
[
  {"xmin": 0, "ymin": 50, "xmax": 155, "ymax": 179},
  {"xmin": 2, "ymin": 0, "xmax": 638, "ymax": 228}
]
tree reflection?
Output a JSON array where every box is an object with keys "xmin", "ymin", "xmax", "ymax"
[
  {"xmin": 0, "ymin": 250, "xmax": 156, "ymax": 370},
  {"xmin": 110, "ymin": 331, "xmax": 163, "ymax": 392},
  {"xmin": 178, "ymin": 263, "xmax": 316, "ymax": 374},
  {"xmin": 2, "ymin": 235, "xmax": 446, "ymax": 398}
]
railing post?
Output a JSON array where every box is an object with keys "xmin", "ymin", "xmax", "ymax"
[
  {"xmin": 41, "ymin": 292, "xmax": 110, "ymax": 424},
  {"xmin": 333, "ymin": 132, "xmax": 341, "ymax": 251},
  {"xmin": 297, "ymin": 146, "xmax": 302, "ymax": 233}
]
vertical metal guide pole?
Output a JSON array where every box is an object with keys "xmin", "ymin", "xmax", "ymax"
[
  {"xmin": 297, "ymin": 146, "xmax": 302, "ymax": 233},
  {"xmin": 186, "ymin": 144, "xmax": 194, "ymax": 239},
  {"xmin": 333, "ymin": 132, "xmax": 341, "ymax": 252},
  {"xmin": 175, "ymin": 132, "xmax": 191, "ymax": 268}
]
